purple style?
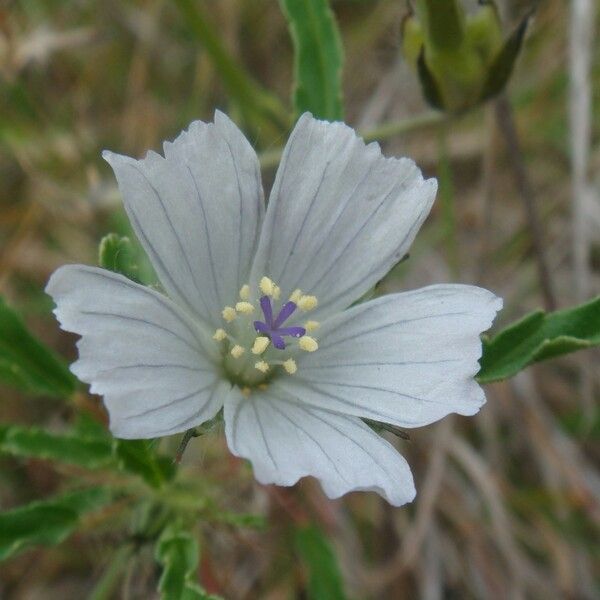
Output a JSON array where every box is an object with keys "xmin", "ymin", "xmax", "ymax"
[{"xmin": 254, "ymin": 296, "xmax": 306, "ymax": 350}]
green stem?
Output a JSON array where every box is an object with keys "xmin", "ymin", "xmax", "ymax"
[{"xmin": 437, "ymin": 125, "xmax": 459, "ymax": 277}]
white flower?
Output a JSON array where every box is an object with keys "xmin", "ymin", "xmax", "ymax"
[{"xmin": 46, "ymin": 112, "xmax": 501, "ymax": 506}]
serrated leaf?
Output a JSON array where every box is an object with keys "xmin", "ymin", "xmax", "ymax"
[
  {"xmin": 478, "ymin": 296, "xmax": 600, "ymax": 383},
  {"xmin": 295, "ymin": 525, "xmax": 347, "ymax": 600},
  {"xmin": 279, "ymin": 0, "xmax": 344, "ymax": 120},
  {"xmin": 0, "ymin": 424, "xmax": 114, "ymax": 469},
  {"xmin": 155, "ymin": 524, "xmax": 221, "ymax": 600},
  {"xmin": 0, "ymin": 487, "xmax": 111, "ymax": 561},
  {"xmin": 114, "ymin": 439, "xmax": 175, "ymax": 489},
  {"xmin": 0, "ymin": 296, "xmax": 76, "ymax": 397}
]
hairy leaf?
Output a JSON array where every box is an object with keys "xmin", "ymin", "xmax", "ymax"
[
  {"xmin": 295, "ymin": 525, "xmax": 347, "ymax": 600},
  {"xmin": 0, "ymin": 488, "xmax": 111, "ymax": 561},
  {"xmin": 0, "ymin": 424, "xmax": 113, "ymax": 468},
  {"xmin": 0, "ymin": 296, "xmax": 76, "ymax": 397},
  {"xmin": 478, "ymin": 296, "xmax": 600, "ymax": 383},
  {"xmin": 279, "ymin": 0, "xmax": 344, "ymax": 120}
]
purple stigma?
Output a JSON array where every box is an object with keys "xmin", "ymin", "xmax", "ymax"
[{"xmin": 253, "ymin": 296, "xmax": 306, "ymax": 350}]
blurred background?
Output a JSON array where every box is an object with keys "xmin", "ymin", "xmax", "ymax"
[{"xmin": 1, "ymin": 0, "xmax": 599, "ymax": 598}]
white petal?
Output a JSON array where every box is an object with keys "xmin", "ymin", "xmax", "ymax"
[
  {"xmin": 276, "ymin": 285, "xmax": 502, "ymax": 428},
  {"xmin": 224, "ymin": 386, "xmax": 415, "ymax": 506},
  {"xmin": 250, "ymin": 114, "xmax": 436, "ymax": 320},
  {"xmin": 103, "ymin": 111, "xmax": 264, "ymax": 327},
  {"xmin": 46, "ymin": 265, "xmax": 227, "ymax": 439}
]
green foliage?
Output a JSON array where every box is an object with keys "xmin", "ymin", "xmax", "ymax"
[
  {"xmin": 0, "ymin": 295, "xmax": 76, "ymax": 398},
  {"xmin": 0, "ymin": 488, "xmax": 111, "ymax": 561},
  {"xmin": 0, "ymin": 419, "xmax": 174, "ymax": 487},
  {"xmin": 478, "ymin": 296, "xmax": 600, "ymax": 383},
  {"xmin": 155, "ymin": 523, "xmax": 221, "ymax": 600},
  {"xmin": 173, "ymin": 0, "xmax": 289, "ymax": 134},
  {"xmin": 295, "ymin": 525, "xmax": 347, "ymax": 600},
  {"xmin": 402, "ymin": 0, "xmax": 526, "ymax": 112},
  {"xmin": 279, "ymin": 0, "xmax": 344, "ymax": 120},
  {"xmin": 114, "ymin": 439, "xmax": 176, "ymax": 489},
  {"xmin": 98, "ymin": 233, "xmax": 143, "ymax": 284},
  {"xmin": 0, "ymin": 423, "xmax": 113, "ymax": 469}
]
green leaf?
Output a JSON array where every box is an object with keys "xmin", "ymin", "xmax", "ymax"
[
  {"xmin": 478, "ymin": 296, "xmax": 600, "ymax": 383},
  {"xmin": 114, "ymin": 439, "xmax": 175, "ymax": 489},
  {"xmin": 0, "ymin": 423, "xmax": 113, "ymax": 469},
  {"xmin": 0, "ymin": 487, "xmax": 111, "ymax": 561},
  {"xmin": 0, "ymin": 295, "xmax": 76, "ymax": 397},
  {"xmin": 279, "ymin": 0, "xmax": 344, "ymax": 120},
  {"xmin": 295, "ymin": 525, "xmax": 347, "ymax": 600},
  {"xmin": 155, "ymin": 524, "xmax": 221, "ymax": 600}
]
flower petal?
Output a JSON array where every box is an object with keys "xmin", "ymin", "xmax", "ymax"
[
  {"xmin": 250, "ymin": 113, "xmax": 436, "ymax": 320},
  {"xmin": 224, "ymin": 386, "xmax": 415, "ymax": 506},
  {"xmin": 275, "ymin": 285, "xmax": 502, "ymax": 428},
  {"xmin": 46, "ymin": 265, "xmax": 227, "ymax": 439},
  {"xmin": 103, "ymin": 111, "xmax": 264, "ymax": 327}
]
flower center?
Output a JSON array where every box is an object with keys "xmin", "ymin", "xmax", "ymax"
[{"xmin": 213, "ymin": 277, "xmax": 320, "ymax": 386}]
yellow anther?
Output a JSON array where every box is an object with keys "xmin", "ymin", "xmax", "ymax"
[
  {"xmin": 230, "ymin": 344, "xmax": 245, "ymax": 358},
  {"xmin": 255, "ymin": 360, "xmax": 270, "ymax": 373},
  {"xmin": 241, "ymin": 386, "xmax": 251, "ymax": 397},
  {"xmin": 298, "ymin": 295, "xmax": 318, "ymax": 311},
  {"xmin": 258, "ymin": 383, "xmax": 269, "ymax": 391},
  {"xmin": 298, "ymin": 336, "xmax": 318, "ymax": 352},
  {"xmin": 235, "ymin": 301, "xmax": 254, "ymax": 314},
  {"xmin": 273, "ymin": 285, "xmax": 281, "ymax": 300},
  {"xmin": 304, "ymin": 320, "xmax": 320, "ymax": 332},
  {"xmin": 283, "ymin": 358, "xmax": 297, "ymax": 374},
  {"xmin": 259, "ymin": 276, "xmax": 276, "ymax": 296},
  {"xmin": 251, "ymin": 336, "xmax": 270, "ymax": 355},
  {"xmin": 222, "ymin": 306, "xmax": 237, "ymax": 322},
  {"xmin": 239, "ymin": 284, "xmax": 250, "ymax": 300},
  {"xmin": 289, "ymin": 289, "xmax": 303, "ymax": 303},
  {"xmin": 213, "ymin": 328, "xmax": 227, "ymax": 341}
]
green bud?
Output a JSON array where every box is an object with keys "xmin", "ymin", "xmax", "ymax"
[{"xmin": 401, "ymin": 0, "xmax": 530, "ymax": 113}]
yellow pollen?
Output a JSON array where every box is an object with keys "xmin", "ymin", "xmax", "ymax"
[
  {"xmin": 259, "ymin": 276, "xmax": 276, "ymax": 296},
  {"xmin": 298, "ymin": 295, "xmax": 318, "ymax": 311},
  {"xmin": 272, "ymin": 285, "xmax": 281, "ymax": 300},
  {"xmin": 258, "ymin": 383, "xmax": 269, "ymax": 391},
  {"xmin": 298, "ymin": 336, "xmax": 318, "ymax": 352},
  {"xmin": 304, "ymin": 320, "xmax": 320, "ymax": 332},
  {"xmin": 222, "ymin": 306, "xmax": 237, "ymax": 322},
  {"xmin": 230, "ymin": 344, "xmax": 245, "ymax": 358},
  {"xmin": 213, "ymin": 328, "xmax": 227, "ymax": 341},
  {"xmin": 251, "ymin": 336, "xmax": 270, "ymax": 355},
  {"xmin": 235, "ymin": 301, "xmax": 254, "ymax": 314},
  {"xmin": 239, "ymin": 284, "xmax": 250, "ymax": 300},
  {"xmin": 255, "ymin": 360, "xmax": 269, "ymax": 373},
  {"xmin": 283, "ymin": 358, "xmax": 297, "ymax": 374},
  {"xmin": 241, "ymin": 386, "xmax": 251, "ymax": 397},
  {"xmin": 289, "ymin": 289, "xmax": 302, "ymax": 303}
]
